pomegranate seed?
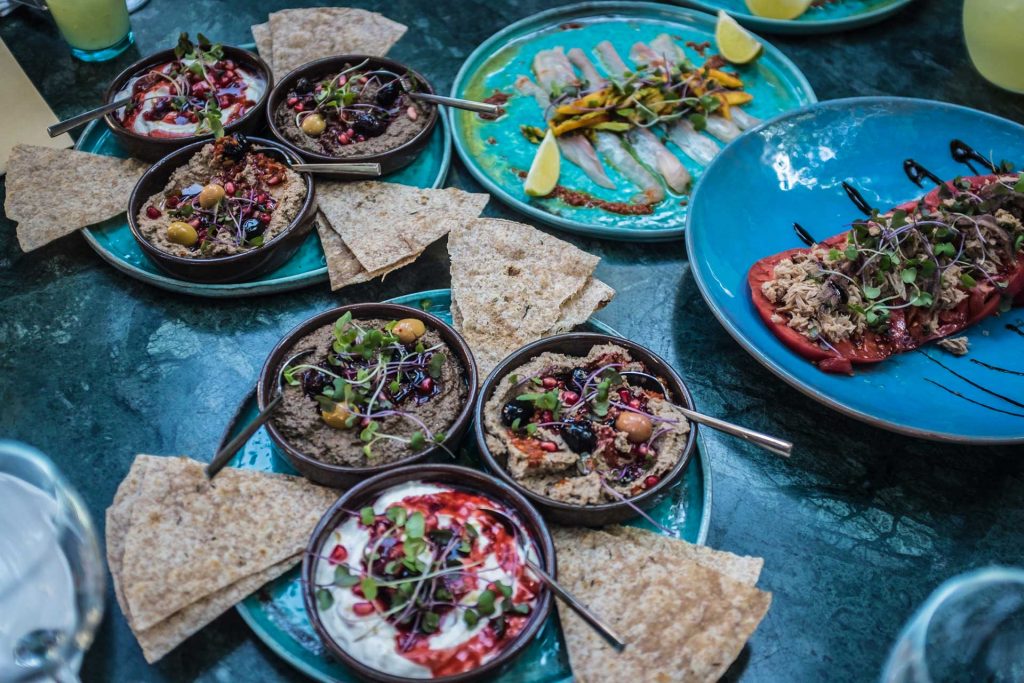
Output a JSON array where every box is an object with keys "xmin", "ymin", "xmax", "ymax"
[
  {"xmin": 294, "ymin": 103, "xmax": 304, "ymax": 112},
  {"xmin": 628, "ymin": 399, "xmax": 641, "ymax": 409},
  {"xmin": 328, "ymin": 545, "xmax": 348, "ymax": 564},
  {"xmin": 338, "ymin": 75, "xmax": 347, "ymax": 85},
  {"xmin": 618, "ymin": 390, "xmax": 631, "ymax": 402},
  {"xmin": 644, "ymin": 475, "xmax": 660, "ymax": 488},
  {"xmin": 352, "ymin": 584, "xmax": 364, "ymax": 597},
  {"xmin": 225, "ymin": 69, "xmax": 236, "ymax": 80},
  {"xmin": 287, "ymin": 96, "xmax": 298, "ymax": 106},
  {"xmin": 338, "ymin": 133, "xmax": 349, "ymax": 144},
  {"xmin": 418, "ymin": 378, "xmax": 435, "ymax": 393},
  {"xmin": 224, "ymin": 59, "xmax": 235, "ymax": 70},
  {"xmin": 356, "ymin": 135, "xmax": 365, "ymax": 142},
  {"xmin": 218, "ymin": 96, "xmax": 230, "ymax": 108},
  {"xmin": 637, "ymin": 443, "xmax": 649, "ymax": 456},
  {"xmin": 165, "ymin": 196, "xmax": 179, "ymax": 209},
  {"xmin": 346, "ymin": 128, "xmax": 355, "ymax": 137},
  {"xmin": 353, "ymin": 602, "xmax": 375, "ymax": 616},
  {"xmin": 540, "ymin": 410, "xmax": 553, "ymax": 423},
  {"xmin": 267, "ymin": 175, "xmax": 281, "ymax": 186},
  {"xmin": 224, "ymin": 181, "xmax": 236, "ymax": 195},
  {"xmin": 358, "ymin": 75, "xmax": 368, "ymax": 84},
  {"xmin": 542, "ymin": 377, "xmax": 557, "ymax": 389},
  {"xmin": 189, "ymin": 218, "xmax": 201, "ymax": 228},
  {"xmin": 260, "ymin": 213, "xmax": 272, "ymax": 224},
  {"xmin": 361, "ymin": 417, "xmax": 371, "ymax": 427},
  {"xmin": 540, "ymin": 441, "xmax": 558, "ymax": 452},
  {"xmin": 145, "ymin": 206, "xmax": 161, "ymax": 219},
  {"xmin": 561, "ymin": 390, "xmax": 579, "ymax": 404}
]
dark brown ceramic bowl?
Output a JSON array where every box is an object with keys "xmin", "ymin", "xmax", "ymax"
[
  {"xmin": 258, "ymin": 304, "xmax": 479, "ymax": 488},
  {"xmin": 126, "ymin": 136, "xmax": 316, "ymax": 283},
  {"xmin": 265, "ymin": 55, "xmax": 439, "ymax": 175},
  {"xmin": 302, "ymin": 464, "xmax": 555, "ymax": 683},
  {"xmin": 103, "ymin": 46, "xmax": 272, "ymax": 161},
  {"xmin": 474, "ymin": 333, "xmax": 699, "ymax": 527}
]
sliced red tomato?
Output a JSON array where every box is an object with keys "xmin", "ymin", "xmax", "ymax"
[{"xmin": 749, "ymin": 175, "xmax": 1024, "ymax": 374}]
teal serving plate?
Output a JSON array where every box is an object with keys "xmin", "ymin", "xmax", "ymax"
[
  {"xmin": 679, "ymin": 0, "xmax": 915, "ymax": 35},
  {"xmin": 687, "ymin": 97, "xmax": 1024, "ymax": 443},
  {"xmin": 75, "ymin": 114, "xmax": 451, "ymax": 298},
  {"xmin": 450, "ymin": 1, "xmax": 815, "ymax": 241},
  {"xmin": 225, "ymin": 289, "xmax": 713, "ymax": 682}
]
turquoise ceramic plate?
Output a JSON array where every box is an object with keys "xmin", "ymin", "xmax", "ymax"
[
  {"xmin": 74, "ymin": 116, "xmax": 451, "ymax": 298},
  {"xmin": 679, "ymin": 0, "xmax": 915, "ymax": 35},
  {"xmin": 450, "ymin": 1, "xmax": 815, "ymax": 241},
  {"xmin": 226, "ymin": 289, "xmax": 712, "ymax": 682},
  {"xmin": 687, "ymin": 97, "xmax": 1024, "ymax": 443}
]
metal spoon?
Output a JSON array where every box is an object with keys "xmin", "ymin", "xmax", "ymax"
[
  {"xmin": 407, "ymin": 92, "xmax": 500, "ymax": 116},
  {"xmin": 248, "ymin": 145, "xmax": 382, "ymax": 177},
  {"xmin": 619, "ymin": 372, "xmax": 792, "ymax": 458},
  {"xmin": 480, "ymin": 507, "xmax": 627, "ymax": 653},
  {"xmin": 48, "ymin": 97, "xmax": 131, "ymax": 138},
  {"xmin": 206, "ymin": 348, "xmax": 314, "ymax": 478}
]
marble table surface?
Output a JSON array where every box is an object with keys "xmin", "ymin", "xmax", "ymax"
[{"xmin": 1, "ymin": 1, "xmax": 1022, "ymax": 680}]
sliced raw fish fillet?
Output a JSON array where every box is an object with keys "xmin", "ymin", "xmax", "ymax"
[
  {"xmin": 533, "ymin": 48, "xmax": 579, "ymax": 93},
  {"xmin": 515, "ymin": 75, "xmax": 550, "ymax": 108},
  {"xmin": 627, "ymin": 127, "xmax": 690, "ymax": 193},
  {"xmin": 558, "ymin": 134, "xmax": 616, "ymax": 190},
  {"xmin": 666, "ymin": 119, "xmax": 720, "ymax": 167},
  {"xmin": 649, "ymin": 34, "xmax": 688, "ymax": 69},
  {"xmin": 594, "ymin": 41, "xmax": 630, "ymax": 79},
  {"xmin": 731, "ymin": 107, "xmax": 761, "ymax": 131},
  {"xmin": 704, "ymin": 115, "xmax": 743, "ymax": 143},
  {"xmin": 567, "ymin": 47, "xmax": 607, "ymax": 88},
  {"xmin": 594, "ymin": 131, "xmax": 664, "ymax": 204},
  {"xmin": 629, "ymin": 42, "xmax": 663, "ymax": 69}
]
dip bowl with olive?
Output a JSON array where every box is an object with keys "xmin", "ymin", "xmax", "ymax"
[
  {"xmin": 474, "ymin": 333, "xmax": 699, "ymax": 526},
  {"xmin": 259, "ymin": 303, "xmax": 478, "ymax": 488},
  {"xmin": 266, "ymin": 55, "xmax": 439, "ymax": 175},
  {"xmin": 127, "ymin": 135, "xmax": 316, "ymax": 283}
]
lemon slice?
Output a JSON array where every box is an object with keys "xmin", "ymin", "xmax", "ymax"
[
  {"xmin": 745, "ymin": 0, "xmax": 813, "ymax": 20},
  {"xmin": 524, "ymin": 129, "xmax": 560, "ymax": 197},
  {"xmin": 715, "ymin": 11, "xmax": 763, "ymax": 65}
]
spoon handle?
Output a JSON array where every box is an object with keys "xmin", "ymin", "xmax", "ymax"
[
  {"xmin": 48, "ymin": 97, "xmax": 131, "ymax": 138},
  {"xmin": 678, "ymin": 407, "xmax": 792, "ymax": 458},
  {"xmin": 289, "ymin": 162, "xmax": 383, "ymax": 177},
  {"xmin": 526, "ymin": 559, "xmax": 627, "ymax": 652},
  {"xmin": 408, "ymin": 91, "xmax": 500, "ymax": 115},
  {"xmin": 206, "ymin": 394, "xmax": 282, "ymax": 478}
]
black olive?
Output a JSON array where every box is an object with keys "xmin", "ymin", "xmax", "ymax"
[
  {"xmin": 561, "ymin": 421, "xmax": 596, "ymax": 454},
  {"xmin": 351, "ymin": 111, "xmax": 389, "ymax": 137},
  {"xmin": 220, "ymin": 134, "xmax": 251, "ymax": 161},
  {"xmin": 242, "ymin": 218, "xmax": 265, "ymax": 240},
  {"xmin": 501, "ymin": 400, "xmax": 534, "ymax": 427},
  {"xmin": 570, "ymin": 367, "xmax": 589, "ymax": 389},
  {"xmin": 375, "ymin": 79, "xmax": 402, "ymax": 107},
  {"xmin": 300, "ymin": 367, "xmax": 330, "ymax": 397},
  {"xmin": 294, "ymin": 77, "xmax": 311, "ymax": 94}
]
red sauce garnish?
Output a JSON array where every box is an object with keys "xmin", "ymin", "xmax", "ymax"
[{"xmin": 479, "ymin": 90, "xmax": 510, "ymax": 121}]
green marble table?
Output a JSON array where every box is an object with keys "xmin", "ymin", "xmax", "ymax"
[{"xmin": 1, "ymin": 1, "xmax": 1022, "ymax": 681}]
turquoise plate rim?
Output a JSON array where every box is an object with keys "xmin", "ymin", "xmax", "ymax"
[
  {"xmin": 673, "ymin": 0, "xmax": 916, "ymax": 35},
  {"xmin": 74, "ymin": 117, "xmax": 452, "ymax": 298},
  {"xmin": 685, "ymin": 95, "xmax": 1024, "ymax": 444},
  {"xmin": 449, "ymin": 0, "xmax": 817, "ymax": 242},
  {"xmin": 233, "ymin": 288, "xmax": 714, "ymax": 682}
]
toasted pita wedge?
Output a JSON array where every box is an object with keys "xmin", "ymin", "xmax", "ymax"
[{"xmin": 268, "ymin": 8, "xmax": 407, "ymax": 77}]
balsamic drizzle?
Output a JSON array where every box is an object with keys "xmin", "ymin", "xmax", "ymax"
[
  {"xmin": 1008, "ymin": 323, "xmax": 1024, "ymax": 338},
  {"xmin": 918, "ymin": 351, "xmax": 1024, "ymax": 409},
  {"xmin": 950, "ymin": 139, "xmax": 999, "ymax": 175},
  {"xmin": 902, "ymin": 159, "xmax": 943, "ymax": 188},
  {"xmin": 970, "ymin": 359, "xmax": 1024, "ymax": 377},
  {"xmin": 923, "ymin": 378, "xmax": 1024, "ymax": 419},
  {"xmin": 841, "ymin": 181, "xmax": 874, "ymax": 216},
  {"xmin": 792, "ymin": 222, "xmax": 816, "ymax": 247}
]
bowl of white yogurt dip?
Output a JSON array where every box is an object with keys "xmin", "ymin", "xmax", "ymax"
[{"xmin": 302, "ymin": 464, "xmax": 554, "ymax": 682}]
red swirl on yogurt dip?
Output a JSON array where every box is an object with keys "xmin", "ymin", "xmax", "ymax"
[
  {"xmin": 113, "ymin": 35, "xmax": 266, "ymax": 139},
  {"xmin": 313, "ymin": 482, "xmax": 542, "ymax": 679}
]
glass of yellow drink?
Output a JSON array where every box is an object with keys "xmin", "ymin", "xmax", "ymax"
[
  {"xmin": 47, "ymin": 0, "xmax": 133, "ymax": 62},
  {"xmin": 963, "ymin": 0, "xmax": 1024, "ymax": 93}
]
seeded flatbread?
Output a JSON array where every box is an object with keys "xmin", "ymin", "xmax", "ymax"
[
  {"xmin": 119, "ymin": 455, "xmax": 337, "ymax": 631},
  {"xmin": 547, "ymin": 277, "xmax": 615, "ymax": 335},
  {"xmin": 251, "ymin": 23, "xmax": 273, "ymax": 73},
  {"xmin": 268, "ymin": 8, "xmax": 408, "ymax": 77},
  {"xmin": 553, "ymin": 528, "xmax": 771, "ymax": 683},
  {"xmin": 134, "ymin": 553, "xmax": 300, "ymax": 663},
  {"xmin": 6, "ymin": 145, "xmax": 146, "ymax": 252},
  {"xmin": 449, "ymin": 218, "xmax": 599, "ymax": 378},
  {"xmin": 316, "ymin": 212, "xmax": 419, "ymax": 291},
  {"xmin": 318, "ymin": 181, "xmax": 488, "ymax": 273},
  {"xmin": 106, "ymin": 454, "xmax": 158, "ymax": 627}
]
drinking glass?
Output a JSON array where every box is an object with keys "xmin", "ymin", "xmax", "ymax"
[
  {"xmin": 963, "ymin": 0, "xmax": 1024, "ymax": 93},
  {"xmin": 46, "ymin": 0, "xmax": 134, "ymax": 62},
  {"xmin": 0, "ymin": 441, "xmax": 105, "ymax": 683},
  {"xmin": 881, "ymin": 566, "xmax": 1024, "ymax": 683}
]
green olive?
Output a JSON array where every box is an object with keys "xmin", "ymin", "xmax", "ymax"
[
  {"xmin": 166, "ymin": 221, "xmax": 198, "ymax": 247},
  {"xmin": 321, "ymin": 402, "xmax": 353, "ymax": 429},
  {"xmin": 198, "ymin": 183, "xmax": 226, "ymax": 209},
  {"xmin": 301, "ymin": 112, "xmax": 327, "ymax": 136},
  {"xmin": 615, "ymin": 411, "xmax": 653, "ymax": 443},
  {"xmin": 393, "ymin": 318, "xmax": 427, "ymax": 344}
]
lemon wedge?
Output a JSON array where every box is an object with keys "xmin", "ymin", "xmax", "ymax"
[
  {"xmin": 715, "ymin": 11, "xmax": 763, "ymax": 65},
  {"xmin": 524, "ymin": 129, "xmax": 560, "ymax": 197},
  {"xmin": 745, "ymin": 0, "xmax": 813, "ymax": 20}
]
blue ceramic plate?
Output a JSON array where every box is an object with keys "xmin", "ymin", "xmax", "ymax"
[
  {"xmin": 687, "ymin": 97, "xmax": 1024, "ymax": 443},
  {"xmin": 75, "ymin": 113, "xmax": 451, "ymax": 298},
  {"xmin": 679, "ymin": 0, "xmax": 915, "ymax": 35},
  {"xmin": 450, "ymin": 1, "xmax": 815, "ymax": 242},
  {"xmin": 226, "ymin": 289, "xmax": 713, "ymax": 682}
]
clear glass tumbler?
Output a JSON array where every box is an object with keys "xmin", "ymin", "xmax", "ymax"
[
  {"xmin": 0, "ymin": 440, "xmax": 105, "ymax": 682},
  {"xmin": 881, "ymin": 566, "xmax": 1024, "ymax": 683},
  {"xmin": 963, "ymin": 0, "xmax": 1024, "ymax": 94},
  {"xmin": 46, "ymin": 0, "xmax": 134, "ymax": 62}
]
